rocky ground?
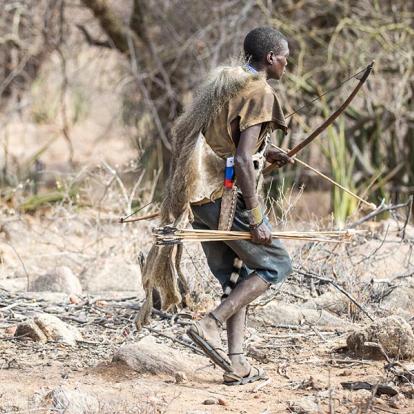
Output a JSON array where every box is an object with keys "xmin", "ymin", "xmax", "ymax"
[
  {"xmin": 1, "ymin": 9, "xmax": 413, "ymax": 411},
  {"xmin": 1, "ymin": 205, "xmax": 414, "ymax": 413}
]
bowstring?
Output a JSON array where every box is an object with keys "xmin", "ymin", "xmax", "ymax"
[{"xmin": 285, "ymin": 64, "xmax": 370, "ymax": 119}]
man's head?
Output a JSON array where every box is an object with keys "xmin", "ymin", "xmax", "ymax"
[{"xmin": 244, "ymin": 27, "xmax": 289, "ymax": 80}]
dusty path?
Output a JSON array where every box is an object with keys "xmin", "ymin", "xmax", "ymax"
[
  {"xmin": 1, "ymin": 311, "xmax": 413, "ymax": 413},
  {"xmin": 1, "ymin": 214, "xmax": 414, "ymax": 413}
]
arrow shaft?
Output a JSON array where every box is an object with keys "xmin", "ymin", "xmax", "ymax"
[
  {"xmin": 293, "ymin": 154, "xmax": 376, "ymax": 209},
  {"xmin": 269, "ymin": 144, "xmax": 376, "ymax": 210}
]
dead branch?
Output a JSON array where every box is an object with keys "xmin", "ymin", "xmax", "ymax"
[
  {"xmin": 146, "ymin": 327, "xmax": 204, "ymax": 356},
  {"xmin": 80, "ymin": 0, "xmax": 144, "ymax": 54},
  {"xmin": 348, "ymin": 198, "xmax": 413, "ymax": 229},
  {"xmin": 75, "ymin": 24, "xmax": 112, "ymax": 48},
  {"xmin": 294, "ymin": 266, "xmax": 374, "ymax": 321},
  {"xmin": 130, "ymin": 0, "xmax": 147, "ymax": 41}
]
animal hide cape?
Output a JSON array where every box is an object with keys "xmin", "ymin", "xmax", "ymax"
[{"xmin": 135, "ymin": 66, "xmax": 263, "ymax": 330}]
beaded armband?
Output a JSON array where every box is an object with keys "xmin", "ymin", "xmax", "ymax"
[{"xmin": 246, "ymin": 205, "xmax": 264, "ymax": 229}]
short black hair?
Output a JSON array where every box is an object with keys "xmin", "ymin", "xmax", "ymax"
[{"xmin": 244, "ymin": 27, "xmax": 287, "ymax": 64}]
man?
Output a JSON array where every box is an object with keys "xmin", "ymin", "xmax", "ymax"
[
  {"xmin": 186, "ymin": 27, "xmax": 293, "ymax": 385},
  {"xmin": 136, "ymin": 26, "xmax": 292, "ymax": 385}
]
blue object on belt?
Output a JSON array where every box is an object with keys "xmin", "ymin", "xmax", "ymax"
[{"xmin": 224, "ymin": 156, "xmax": 235, "ymax": 189}]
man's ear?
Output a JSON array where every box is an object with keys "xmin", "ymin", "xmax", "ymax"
[{"xmin": 266, "ymin": 51, "xmax": 274, "ymax": 64}]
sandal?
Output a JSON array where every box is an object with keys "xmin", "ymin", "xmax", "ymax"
[
  {"xmin": 186, "ymin": 321, "xmax": 232, "ymax": 372},
  {"xmin": 223, "ymin": 366, "xmax": 267, "ymax": 386}
]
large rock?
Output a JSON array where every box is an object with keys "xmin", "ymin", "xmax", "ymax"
[
  {"xmin": 347, "ymin": 316, "xmax": 414, "ymax": 359},
  {"xmin": 287, "ymin": 397, "xmax": 320, "ymax": 413},
  {"xmin": 15, "ymin": 313, "xmax": 82, "ymax": 346},
  {"xmin": 113, "ymin": 336, "xmax": 207, "ymax": 377},
  {"xmin": 85, "ymin": 257, "xmax": 143, "ymax": 296},
  {"xmin": 43, "ymin": 387, "xmax": 99, "ymax": 414},
  {"xmin": 381, "ymin": 286, "xmax": 414, "ymax": 314},
  {"xmin": 251, "ymin": 300, "xmax": 352, "ymax": 329},
  {"xmin": 303, "ymin": 290, "xmax": 349, "ymax": 316},
  {"xmin": 29, "ymin": 266, "xmax": 82, "ymax": 295},
  {"xmin": 34, "ymin": 313, "xmax": 82, "ymax": 345}
]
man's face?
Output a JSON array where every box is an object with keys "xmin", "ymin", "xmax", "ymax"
[{"xmin": 267, "ymin": 40, "xmax": 289, "ymax": 80}]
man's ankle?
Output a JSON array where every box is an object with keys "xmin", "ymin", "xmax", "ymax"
[
  {"xmin": 229, "ymin": 353, "xmax": 250, "ymax": 375},
  {"xmin": 208, "ymin": 312, "xmax": 224, "ymax": 328},
  {"xmin": 228, "ymin": 352, "xmax": 245, "ymax": 362}
]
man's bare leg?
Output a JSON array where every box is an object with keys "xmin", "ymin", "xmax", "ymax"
[
  {"xmin": 212, "ymin": 273, "xmax": 269, "ymax": 322},
  {"xmin": 226, "ymin": 306, "xmax": 251, "ymax": 377},
  {"xmin": 196, "ymin": 273, "xmax": 269, "ymax": 350}
]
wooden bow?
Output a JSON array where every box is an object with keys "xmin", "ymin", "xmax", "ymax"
[{"xmin": 263, "ymin": 61, "xmax": 375, "ymax": 176}]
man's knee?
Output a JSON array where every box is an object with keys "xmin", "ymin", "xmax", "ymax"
[{"xmin": 266, "ymin": 255, "xmax": 293, "ymax": 285}]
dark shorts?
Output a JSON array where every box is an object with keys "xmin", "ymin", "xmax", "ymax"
[{"xmin": 191, "ymin": 195, "xmax": 292, "ymax": 289}]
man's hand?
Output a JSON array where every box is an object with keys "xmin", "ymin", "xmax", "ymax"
[
  {"xmin": 250, "ymin": 221, "xmax": 272, "ymax": 245},
  {"xmin": 265, "ymin": 148, "xmax": 294, "ymax": 169}
]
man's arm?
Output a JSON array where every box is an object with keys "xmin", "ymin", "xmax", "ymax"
[{"xmin": 234, "ymin": 124, "xmax": 272, "ymax": 245}]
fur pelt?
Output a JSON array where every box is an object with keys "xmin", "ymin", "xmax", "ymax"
[
  {"xmin": 161, "ymin": 65, "xmax": 262, "ymax": 224},
  {"xmin": 135, "ymin": 66, "xmax": 262, "ymax": 330}
]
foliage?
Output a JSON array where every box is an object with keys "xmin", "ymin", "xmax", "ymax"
[
  {"xmin": 322, "ymin": 118, "xmax": 357, "ymax": 225},
  {"xmin": 268, "ymin": 0, "xmax": 413, "ymax": 209},
  {"xmin": 18, "ymin": 186, "xmax": 78, "ymax": 213},
  {"xmin": 0, "ymin": 0, "xmax": 413, "ymax": 219}
]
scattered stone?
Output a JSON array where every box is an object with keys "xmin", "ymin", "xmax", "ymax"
[
  {"xmin": 252, "ymin": 300, "xmax": 352, "ymax": 329},
  {"xmin": 15, "ymin": 321, "xmax": 47, "ymax": 342},
  {"xmin": 303, "ymin": 290, "xmax": 349, "ymax": 315},
  {"xmin": 354, "ymin": 389, "xmax": 372, "ymax": 401},
  {"xmin": 43, "ymin": 387, "xmax": 99, "ymax": 414},
  {"xmin": 247, "ymin": 346, "xmax": 269, "ymax": 363},
  {"xmin": 5, "ymin": 326, "xmax": 17, "ymax": 335},
  {"xmin": 202, "ymin": 399, "xmax": 217, "ymax": 405},
  {"xmin": 288, "ymin": 396, "xmax": 319, "ymax": 413},
  {"xmin": 15, "ymin": 313, "xmax": 82, "ymax": 345},
  {"xmin": 347, "ymin": 316, "xmax": 414, "ymax": 359},
  {"xmin": 34, "ymin": 313, "xmax": 82, "ymax": 345},
  {"xmin": 113, "ymin": 336, "xmax": 206, "ymax": 377},
  {"xmin": 389, "ymin": 394, "xmax": 406, "ymax": 409},
  {"xmin": 175, "ymin": 371, "xmax": 187, "ymax": 383},
  {"xmin": 300, "ymin": 376, "xmax": 325, "ymax": 391},
  {"xmin": 29, "ymin": 266, "xmax": 82, "ymax": 295},
  {"xmin": 217, "ymin": 398, "xmax": 227, "ymax": 406},
  {"xmin": 95, "ymin": 300, "xmax": 108, "ymax": 307},
  {"xmin": 69, "ymin": 294, "xmax": 80, "ymax": 304}
]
